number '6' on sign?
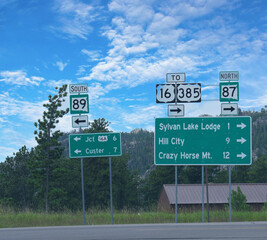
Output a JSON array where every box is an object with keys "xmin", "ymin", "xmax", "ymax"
[{"xmin": 70, "ymin": 94, "xmax": 89, "ymax": 114}]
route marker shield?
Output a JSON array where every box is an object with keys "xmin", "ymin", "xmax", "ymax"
[
  {"xmin": 70, "ymin": 94, "xmax": 89, "ymax": 114},
  {"xmin": 219, "ymin": 82, "xmax": 239, "ymax": 102}
]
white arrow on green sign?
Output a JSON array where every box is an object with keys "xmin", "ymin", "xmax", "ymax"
[
  {"xmin": 69, "ymin": 132, "xmax": 122, "ymax": 158},
  {"xmin": 154, "ymin": 117, "xmax": 251, "ymax": 165}
]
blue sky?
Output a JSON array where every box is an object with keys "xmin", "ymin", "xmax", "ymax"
[{"xmin": 0, "ymin": 0, "xmax": 267, "ymax": 161}]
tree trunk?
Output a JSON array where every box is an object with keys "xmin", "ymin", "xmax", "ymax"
[
  {"xmin": 46, "ymin": 126, "xmax": 51, "ymax": 214},
  {"xmin": 45, "ymin": 166, "xmax": 49, "ymax": 214},
  {"xmin": 23, "ymin": 183, "xmax": 27, "ymax": 211}
]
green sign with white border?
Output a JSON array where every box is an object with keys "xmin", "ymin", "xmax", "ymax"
[
  {"xmin": 70, "ymin": 94, "xmax": 89, "ymax": 114},
  {"xmin": 219, "ymin": 82, "xmax": 239, "ymax": 102},
  {"xmin": 69, "ymin": 132, "xmax": 122, "ymax": 158},
  {"xmin": 155, "ymin": 117, "xmax": 251, "ymax": 165}
]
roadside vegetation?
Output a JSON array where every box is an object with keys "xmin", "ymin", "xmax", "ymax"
[
  {"xmin": 0, "ymin": 86, "xmax": 266, "ymax": 228},
  {"xmin": 0, "ymin": 207, "xmax": 266, "ymax": 228}
]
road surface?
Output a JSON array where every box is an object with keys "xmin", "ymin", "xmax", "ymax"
[{"xmin": 0, "ymin": 222, "xmax": 266, "ymax": 240}]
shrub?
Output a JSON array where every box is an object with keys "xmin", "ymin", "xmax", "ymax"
[{"xmin": 230, "ymin": 186, "xmax": 250, "ymax": 211}]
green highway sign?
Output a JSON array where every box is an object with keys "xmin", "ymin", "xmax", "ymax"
[
  {"xmin": 155, "ymin": 117, "xmax": 251, "ymax": 165},
  {"xmin": 69, "ymin": 132, "xmax": 121, "ymax": 158},
  {"xmin": 70, "ymin": 94, "xmax": 89, "ymax": 114},
  {"xmin": 219, "ymin": 82, "xmax": 239, "ymax": 102}
]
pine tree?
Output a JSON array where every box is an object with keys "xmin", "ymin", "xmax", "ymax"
[{"xmin": 34, "ymin": 85, "xmax": 69, "ymax": 213}]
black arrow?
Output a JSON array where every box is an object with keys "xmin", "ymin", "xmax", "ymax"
[
  {"xmin": 223, "ymin": 106, "xmax": 235, "ymax": 112},
  {"xmin": 75, "ymin": 119, "xmax": 86, "ymax": 125},
  {"xmin": 170, "ymin": 107, "xmax": 182, "ymax": 113}
]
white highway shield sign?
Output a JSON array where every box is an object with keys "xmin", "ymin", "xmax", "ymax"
[
  {"xmin": 177, "ymin": 83, "xmax": 201, "ymax": 103},
  {"xmin": 156, "ymin": 84, "xmax": 176, "ymax": 103},
  {"xmin": 70, "ymin": 94, "xmax": 89, "ymax": 114},
  {"xmin": 156, "ymin": 84, "xmax": 201, "ymax": 103}
]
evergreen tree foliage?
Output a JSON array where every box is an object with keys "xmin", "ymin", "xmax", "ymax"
[
  {"xmin": 230, "ymin": 186, "xmax": 249, "ymax": 211},
  {"xmin": 141, "ymin": 166, "xmax": 175, "ymax": 207},
  {"xmin": 33, "ymin": 85, "xmax": 69, "ymax": 213},
  {"xmin": 121, "ymin": 129, "xmax": 154, "ymax": 175},
  {"xmin": 0, "ymin": 146, "xmax": 34, "ymax": 209},
  {"xmin": 0, "ymin": 108, "xmax": 266, "ymax": 211},
  {"xmin": 81, "ymin": 118, "xmax": 140, "ymax": 210},
  {"xmin": 248, "ymin": 155, "xmax": 267, "ymax": 183},
  {"xmin": 232, "ymin": 165, "xmax": 250, "ymax": 183}
]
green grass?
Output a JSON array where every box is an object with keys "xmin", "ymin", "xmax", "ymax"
[{"xmin": 0, "ymin": 208, "xmax": 266, "ymax": 228}]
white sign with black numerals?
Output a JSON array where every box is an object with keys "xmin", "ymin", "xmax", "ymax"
[
  {"xmin": 219, "ymin": 82, "xmax": 239, "ymax": 102},
  {"xmin": 156, "ymin": 84, "xmax": 176, "ymax": 103},
  {"xmin": 70, "ymin": 94, "xmax": 89, "ymax": 114},
  {"xmin": 177, "ymin": 83, "xmax": 201, "ymax": 103}
]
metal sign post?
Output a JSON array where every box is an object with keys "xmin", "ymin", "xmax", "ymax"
[
  {"xmin": 219, "ymin": 71, "xmax": 239, "ymax": 223},
  {"xmin": 109, "ymin": 157, "xmax": 113, "ymax": 224},
  {"xmin": 175, "ymin": 165, "xmax": 178, "ymax": 223},
  {"xmin": 81, "ymin": 157, "xmax": 85, "ymax": 225},
  {"xmin": 69, "ymin": 132, "xmax": 121, "ymax": 225},
  {"xmin": 229, "ymin": 166, "xmax": 232, "ymax": 222},
  {"xmin": 69, "ymin": 84, "xmax": 89, "ymax": 225}
]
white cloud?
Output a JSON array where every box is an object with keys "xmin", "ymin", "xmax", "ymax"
[
  {"xmin": 56, "ymin": 114, "xmax": 73, "ymax": 133},
  {"xmin": 45, "ymin": 79, "xmax": 72, "ymax": 89},
  {"xmin": 108, "ymin": 0, "xmax": 155, "ymax": 25},
  {"xmin": 0, "ymin": 146, "xmax": 17, "ymax": 161},
  {"xmin": 77, "ymin": 0, "xmax": 266, "ymax": 102},
  {"xmin": 0, "ymin": 126, "xmax": 38, "ymax": 162},
  {"xmin": 121, "ymin": 104, "xmax": 165, "ymax": 126},
  {"xmin": 76, "ymin": 65, "xmax": 91, "ymax": 75},
  {"xmin": 51, "ymin": 0, "xmax": 103, "ymax": 39},
  {"xmin": 185, "ymin": 101, "xmax": 221, "ymax": 117},
  {"xmin": 55, "ymin": 61, "xmax": 68, "ymax": 71},
  {"xmin": 159, "ymin": 0, "xmax": 229, "ymax": 21},
  {"xmin": 0, "ymin": 70, "xmax": 44, "ymax": 86},
  {"xmin": 0, "ymin": 92, "xmax": 45, "ymax": 122},
  {"xmin": 240, "ymin": 91, "xmax": 267, "ymax": 109},
  {"xmin": 81, "ymin": 49, "xmax": 103, "ymax": 61}
]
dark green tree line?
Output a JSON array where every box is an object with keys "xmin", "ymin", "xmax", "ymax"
[{"xmin": 0, "ymin": 105, "xmax": 266, "ymax": 211}]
